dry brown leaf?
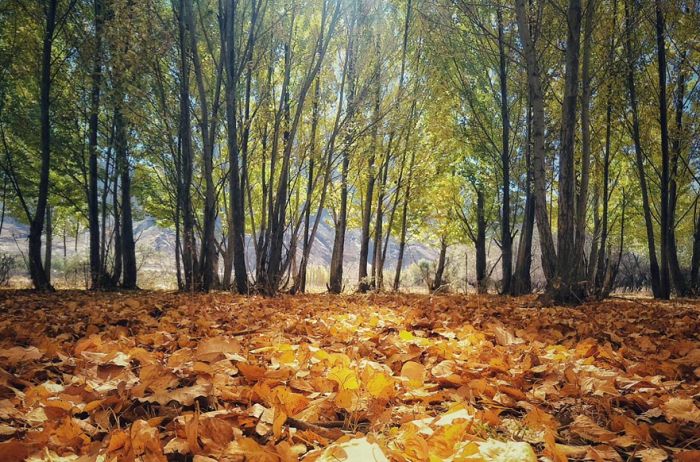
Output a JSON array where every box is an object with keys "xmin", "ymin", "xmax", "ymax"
[{"xmin": 570, "ymin": 415, "xmax": 617, "ymax": 443}]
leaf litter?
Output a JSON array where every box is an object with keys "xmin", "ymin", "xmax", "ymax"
[{"xmin": 0, "ymin": 291, "xmax": 699, "ymax": 461}]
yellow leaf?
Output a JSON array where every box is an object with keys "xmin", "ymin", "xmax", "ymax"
[
  {"xmin": 328, "ymin": 366, "xmax": 360, "ymax": 390},
  {"xmin": 399, "ymin": 330, "xmax": 415, "ymax": 341},
  {"xmin": 367, "ymin": 371, "xmax": 394, "ymax": 399}
]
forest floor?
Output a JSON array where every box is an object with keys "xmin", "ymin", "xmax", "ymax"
[{"xmin": 0, "ymin": 291, "xmax": 699, "ymax": 462}]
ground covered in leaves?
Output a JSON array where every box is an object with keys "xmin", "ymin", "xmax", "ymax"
[{"xmin": 1, "ymin": 291, "xmax": 699, "ymax": 462}]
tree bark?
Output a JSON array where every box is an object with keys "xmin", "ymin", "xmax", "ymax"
[
  {"xmin": 667, "ymin": 50, "xmax": 688, "ymax": 295},
  {"xmin": 29, "ymin": 0, "xmax": 57, "ymax": 291},
  {"xmin": 329, "ymin": 6, "xmax": 356, "ymax": 294},
  {"xmin": 176, "ymin": 0, "xmax": 196, "ymax": 291},
  {"xmin": 655, "ymin": 0, "xmax": 671, "ymax": 299},
  {"xmin": 115, "ymin": 106, "xmax": 136, "ymax": 289},
  {"xmin": 595, "ymin": 0, "xmax": 616, "ymax": 294},
  {"xmin": 624, "ymin": 0, "xmax": 661, "ymax": 297},
  {"xmin": 553, "ymin": 0, "xmax": 582, "ymax": 303},
  {"xmin": 224, "ymin": 0, "xmax": 249, "ymax": 294},
  {"xmin": 575, "ymin": 0, "xmax": 594, "ymax": 283},
  {"xmin": 430, "ymin": 238, "xmax": 448, "ymax": 293},
  {"xmin": 185, "ymin": 0, "xmax": 217, "ymax": 291},
  {"xmin": 44, "ymin": 207, "xmax": 52, "ymax": 285},
  {"xmin": 514, "ymin": 0, "xmax": 557, "ymax": 282},
  {"xmin": 496, "ymin": 6, "xmax": 512, "ymax": 295},
  {"xmin": 88, "ymin": 0, "xmax": 104, "ymax": 290},
  {"xmin": 298, "ymin": 76, "xmax": 321, "ymax": 294},
  {"xmin": 512, "ymin": 90, "xmax": 535, "ymax": 295},
  {"xmin": 476, "ymin": 188, "xmax": 487, "ymax": 293},
  {"xmin": 691, "ymin": 205, "xmax": 700, "ymax": 291},
  {"xmin": 358, "ymin": 39, "xmax": 381, "ymax": 293}
]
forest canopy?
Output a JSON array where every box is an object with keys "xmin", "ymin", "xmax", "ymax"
[{"xmin": 0, "ymin": 0, "xmax": 699, "ymax": 302}]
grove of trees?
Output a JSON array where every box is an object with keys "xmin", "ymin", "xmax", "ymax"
[{"xmin": 1, "ymin": 0, "xmax": 699, "ymax": 303}]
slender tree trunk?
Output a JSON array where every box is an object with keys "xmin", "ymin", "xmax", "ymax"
[
  {"xmin": 391, "ymin": 0, "xmax": 415, "ymax": 292},
  {"xmin": 655, "ymin": 0, "xmax": 671, "ymax": 299},
  {"xmin": 595, "ymin": 0, "xmax": 616, "ymax": 293},
  {"xmin": 44, "ymin": 207, "xmax": 52, "ymax": 285},
  {"xmin": 116, "ymin": 107, "xmax": 136, "ymax": 289},
  {"xmin": 29, "ymin": 0, "xmax": 57, "ymax": 291},
  {"xmin": 691, "ymin": 204, "xmax": 700, "ymax": 291},
  {"xmin": 177, "ymin": 0, "xmax": 196, "ymax": 291},
  {"xmin": 329, "ymin": 150, "xmax": 349, "ymax": 294},
  {"xmin": 553, "ymin": 0, "xmax": 582, "ymax": 303},
  {"xmin": 88, "ymin": 0, "xmax": 103, "ymax": 290},
  {"xmin": 575, "ymin": 0, "xmax": 595, "ymax": 283},
  {"xmin": 514, "ymin": 0, "xmax": 557, "ymax": 282},
  {"xmin": 511, "ymin": 94, "xmax": 534, "ymax": 295},
  {"xmin": 358, "ymin": 52, "xmax": 380, "ymax": 292},
  {"xmin": 185, "ymin": 0, "xmax": 216, "ymax": 291},
  {"xmin": 298, "ymin": 58, "xmax": 348, "ymax": 293},
  {"xmin": 393, "ymin": 148, "xmax": 415, "ymax": 290},
  {"xmin": 476, "ymin": 188, "xmax": 487, "ymax": 293},
  {"xmin": 496, "ymin": 6, "xmax": 512, "ymax": 295},
  {"xmin": 624, "ymin": 0, "xmax": 660, "ymax": 297},
  {"xmin": 373, "ymin": 150, "xmax": 389, "ymax": 290},
  {"xmin": 112, "ymin": 168, "xmax": 122, "ymax": 285},
  {"xmin": 601, "ymin": 191, "xmax": 626, "ymax": 296},
  {"xmin": 175, "ymin": 196, "xmax": 183, "ymax": 290},
  {"xmin": 587, "ymin": 187, "xmax": 601, "ymax": 284},
  {"xmin": 329, "ymin": 9, "xmax": 355, "ymax": 294},
  {"xmin": 265, "ymin": 0, "xmax": 339, "ymax": 294},
  {"xmin": 668, "ymin": 52, "xmax": 688, "ymax": 295},
  {"xmin": 430, "ymin": 238, "xmax": 448, "ymax": 293},
  {"xmin": 298, "ymin": 76, "xmax": 320, "ymax": 293}
]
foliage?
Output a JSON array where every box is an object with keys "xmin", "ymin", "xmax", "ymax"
[{"xmin": 1, "ymin": 292, "xmax": 700, "ymax": 460}]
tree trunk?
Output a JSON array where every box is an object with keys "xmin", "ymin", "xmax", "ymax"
[
  {"xmin": 624, "ymin": 0, "xmax": 661, "ymax": 297},
  {"xmin": 328, "ymin": 149, "xmax": 349, "ymax": 294},
  {"xmin": 514, "ymin": 0, "xmax": 557, "ymax": 282},
  {"xmin": 655, "ymin": 0, "xmax": 671, "ymax": 299},
  {"xmin": 691, "ymin": 205, "xmax": 700, "ymax": 291},
  {"xmin": 393, "ymin": 149, "xmax": 415, "ymax": 291},
  {"xmin": 587, "ymin": 187, "xmax": 601, "ymax": 284},
  {"xmin": 601, "ymin": 192, "xmax": 626, "ymax": 297},
  {"xmin": 358, "ymin": 46, "xmax": 380, "ymax": 293},
  {"xmin": 44, "ymin": 207, "xmax": 52, "ymax": 285},
  {"xmin": 186, "ymin": 0, "xmax": 217, "ymax": 291},
  {"xmin": 476, "ymin": 188, "xmax": 487, "ymax": 294},
  {"xmin": 595, "ymin": 0, "xmax": 616, "ymax": 293},
  {"xmin": 329, "ymin": 10, "xmax": 356, "ymax": 294},
  {"xmin": 111, "ymin": 167, "xmax": 122, "ymax": 286},
  {"xmin": 88, "ymin": 0, "xmax": 103, "ymax": 290},
  {"xmin": 177, "ymin": 0, "xmax": 196, "ymax": 291},
  {"xmin": 391, "ymin": 0, "xmax": 415, "ymax": 292},
  {"xmin": 298, "ymin": 76, "xmax": 320, "ymax": 294},
  {"xmin": 553, "ymin": 0, "xmax": 582, "ymax": 303},
  {"xmin": 373, "ymin": 150, "xmax": 389, "ymax": 290},
  {"xmin": 430, "ymin": 238, "xmax": 448, "ymax": 293},
  {"xmin": 668, "ymin": 51, "xmax": 688, "ymax": 296},
  {"xmin": 29, "ymin": 0, "xmax": 57, "ymax": 291},
  {"xmin": 223, "ymin": 0, "xmax": 249, "ymax": 294},
  {"xmin": 116, "ymin": 107, "xmax": 136, "ymax": 289},
  {"xmin": 575, "ymin": 0, "xmax": 595, "ymax": 283},
  {"xmin": 496, "ymin": 6, "xmax": 512, "ymax": 295},
  {"xmin": 511, "ymin": 95, "xmax": 534, "ymax": 295}
]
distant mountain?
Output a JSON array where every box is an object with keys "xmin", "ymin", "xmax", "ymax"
[{"xmin": 0, "ymin": 215, "xmax": 438, "ymax": 282}]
